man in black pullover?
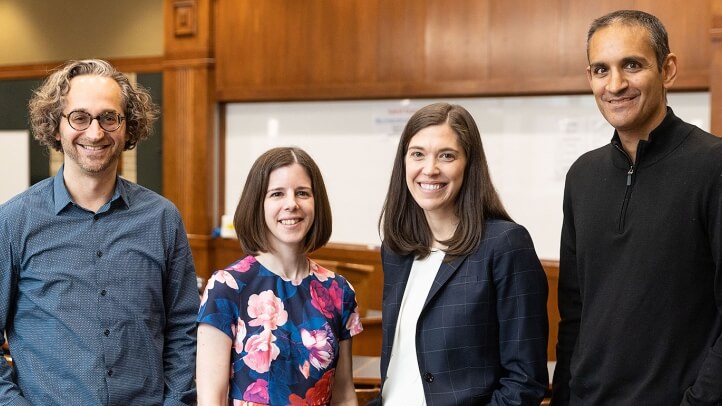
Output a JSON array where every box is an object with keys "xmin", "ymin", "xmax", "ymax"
[{"xmin": 552, "ymin": 10, "xmax": 722, "ymax": 405}]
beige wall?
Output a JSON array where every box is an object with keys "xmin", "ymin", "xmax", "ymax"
[{"xmin": 0, "ymin": 0, "xmax": 163, "ymax": 65}]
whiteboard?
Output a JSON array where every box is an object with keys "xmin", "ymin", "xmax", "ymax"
[
  {"xmin": 225, "ymin": 93, "xmax": 709, "ymax": 260},
  {"xmin": 0, "ymin": 130, "xmax": 30, "ymax": 204}
]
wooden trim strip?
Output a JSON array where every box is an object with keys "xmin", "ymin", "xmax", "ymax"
[
  {"xmin": 711, "ymin": 28, "xmax": 722, "ymax": 41},
  {"xmin": 0, "ymin": 56, "xmax": 165, "ymax": 80},
  {"xmin": 163, "ymin": 58, "xmax": 215, "ymax": 69}
]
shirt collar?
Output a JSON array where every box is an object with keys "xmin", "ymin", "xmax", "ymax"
[
  {"xmin": 611, "ymin": 107, "xmax": 688, "ymax": 168},
  {"xmin": 52, "ymin": 165, "xmax": 129, "ymax": 214}
]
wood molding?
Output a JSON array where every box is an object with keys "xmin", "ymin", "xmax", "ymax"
[
  {"xmin": 188, "ymin": 234, "xmax": 213, "ymax": 282},
  {"xmin": 217, "ymin": 76, "xmax": 709, "ymax": 102},
  {"xmin": 165, "ymin": 0, "xmax": 213, "ymax": 60},
  {"xmin": 541, "ymin": 259, "xmax": 560, "ymax": 361},
  {"xmin": 163, "ymin": 57, "xmax": 215, "ymax": 69},
  {"xmin": 162, "ymin": 64, "xmax": 216, "ymax": 235},
  {"xmin": 217, "ymin": 103, "xmax": 227, "ymax": 218},
  {"xmin": 0, "ymin": 56, "xmax": 164, "ymax": 80},
  {"xmin": 172, "ymin": 0, "xmax": 198, "ymax": 37},
  {"xmin": 163, "ymin": 0, "xmax": 217, "ymax": 251},
  {"xmin": 711, "ymin": 2, "xmax": 722, "ymax": 135}
]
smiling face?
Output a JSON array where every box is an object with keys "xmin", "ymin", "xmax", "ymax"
[
  {"xmin": 587, "ymin": 22, "xmax": 676, "ymax": 140},
  {"xmin": 405, "ymin": 123, "xmax": 466, "ymax": 222},
  {"xmin": 57, "ymin": 74, "xmax": 126, "ymax": 177},
  {"xmin": 263, "ymin": 163, "xmax": 315, "ymax": 254}
]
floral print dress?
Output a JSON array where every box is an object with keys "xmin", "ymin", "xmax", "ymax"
[{"xmin": 198, "ymin": 255, "xmax": 363, "ymax": 405}]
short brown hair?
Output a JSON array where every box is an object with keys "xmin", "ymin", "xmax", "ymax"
[
  {"xmin": 379, "ymin": 102, "xmax": 511, "ymax": 259},
  {"xmin": 28, "ymin": 59, "xmax": 159, "ymax": 151},
  {"xmin": 234, "ymin": 147, "xmax": 332, "ymax": 255}
]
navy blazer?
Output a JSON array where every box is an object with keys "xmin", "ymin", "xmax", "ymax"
[{"xmin": 373, "ymin": 219, "xmax": 549, "ymax": 405}]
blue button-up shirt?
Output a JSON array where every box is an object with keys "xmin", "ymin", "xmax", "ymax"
[{"xmin": 0, "ymin": 167, "xmax": 199, "ymax": 405}]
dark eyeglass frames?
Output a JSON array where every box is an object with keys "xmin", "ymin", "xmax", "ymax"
[{"xmin": 61, "ymin": 111, "xmax": 126, "ymax": 132}]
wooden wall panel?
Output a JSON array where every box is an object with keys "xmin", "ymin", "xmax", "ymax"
[
  {"xmin": 164, "ymin": 0, "xmax": 213, "ymax": 60},
  {"xmin": 542, "ymin": 260, "xmax": 560, "ymax": 361},
  {"xmin": 306, "ymin": 2, "xmax": 380, "ymax": 85},
  {"xmin": 162, "ymin": 65, "xmax": 216, "ymax": 235},
  {"xmin": 634, "ymin": 0, "xmax": 711, "ymax": 87},
  {"xmin": 424, "ymin": 0, "xmax": 491, "ymax": 82},
  {"xmin": 488, "ymin": 1, "xmax": 565, "ymax": 80},
  {"xmin": 711, "ymin": 0, "xmax": 722, "ymax": 136},
  {"xmin": 163, "ymin": 0, "xmax": 217, "ymax": 275},
  {"xmin": 215, "ymin": 0, "xmax": 710, "ymax": 101},
  {"xmin": 375, "ymin": 0, "xmax": 425, "ymax": 83}
]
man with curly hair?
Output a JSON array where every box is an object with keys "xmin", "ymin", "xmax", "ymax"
[{"xmin": 0, "ymin": 59, "xmax": 199, "ymax": 405}]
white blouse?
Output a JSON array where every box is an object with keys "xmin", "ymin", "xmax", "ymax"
[{"xmin": 382, "ymin": 249, "xmax": 445, "ymax": 405}]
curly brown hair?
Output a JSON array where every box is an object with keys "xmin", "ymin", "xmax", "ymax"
[{"xmin": 28, "ymin": 59, "xmax": 159, "ymax": 151}]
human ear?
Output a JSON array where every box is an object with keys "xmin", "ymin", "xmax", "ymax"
[
  {"xmin": 662, "ymin": 53, "xmax": 678, "ymax": 89},
  {"xmin": 586, "ymin": 65, "xmax": 593, "ymax": 86}
]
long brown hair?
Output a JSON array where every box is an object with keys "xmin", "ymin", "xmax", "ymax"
[{"xmin": 379, "ymin": 102, "xmax": 511, "ymax": 259}]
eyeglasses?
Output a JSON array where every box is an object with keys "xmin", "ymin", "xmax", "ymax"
[{"xmin": 61, "ymin": 110, "xmax": 126, "ymax": 132}]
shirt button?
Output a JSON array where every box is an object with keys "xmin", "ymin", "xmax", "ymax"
[
  {"xmin": 104, "ymin": 329, "xmax": 110, "ymax": 336},
  {"xmin": 107, "ymin": 369, "xmax": 113, "ymax": 377},
  {"xmin": 100, "ymin": 289, "xmax": 107, "ymax": 296},
  {"xmin": 96, "ymin": 251, "xmax": 103, "ymax": 257},
  {"xmin": 423, "ymin": 372, "xmax": 434, "ymax": 382}
]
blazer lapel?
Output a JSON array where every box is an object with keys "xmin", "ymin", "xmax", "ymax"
[
  {"xmin": 390, "ymin": 253, "xmax": 414, "ymax": 312},
  {"xmin": 383, "ymin": 250, "xmax": 414, "ymax": 357},
  {"xmin": 423, "ymin": 253, "xmax": 469, "ymax": 307}
]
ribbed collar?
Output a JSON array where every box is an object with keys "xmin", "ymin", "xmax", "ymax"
[{"xmin": 611, "ymin": 107, "xmax": 691, "ymax": 169}]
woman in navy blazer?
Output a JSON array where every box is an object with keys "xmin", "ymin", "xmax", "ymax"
[{"xmin": 372, "ymin": 103, "xmax": 549, "ymax": 405}]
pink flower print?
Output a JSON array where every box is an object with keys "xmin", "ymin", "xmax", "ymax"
[
  {"xmin": 247, "ymin": 290, "xmax": 288, "ymax": 330},
  {"xmin": 346, "ymin": 306, "xmax": 363, "ymax": 336},
  {"xmin": 229, "ymin": 256, "xmax": 256, "ymax": 272},
  {"xmin": 233, "ymin": 398, "xmax": 266, "ymax": 406},
  {"xmin": 200, "ymin": 270, "xmax": 239, "ymax": 306},
  {"xmin": 232, "ymin": 318, "xmax": 247, "ymax": 353},
  {"xmin": 309, "ymin": 261, "xmax": 334, "ymax": 282},
  {"xmin": 242, "ymin": 379, "xmax": 270, "ymax": 404},
  {"xmin": 289, "ymin": 369, "xmax": 334, "ymax": 405},
  {"xmin": 310, "ymin": 280, "xmax": 342, "ymax": 319},
  {"xmin": 300, "ymin": 328, "xmax": 333, "ymax": 371},
  {"xmin": 243, "ymin": 329, "xmax": 280, "ymax": 373},
  {"xmin": 299, "ymin": 360, "xmax": 310, "ymax": 379}
]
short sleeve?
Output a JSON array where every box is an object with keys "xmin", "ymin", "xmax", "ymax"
[
  {"xmin": 197, "ymin": 269, "xmax": 243, "ymax": 338},
  {"xmin": 338, "ymin": 278, "xmax": 363, "ymax": 341}
]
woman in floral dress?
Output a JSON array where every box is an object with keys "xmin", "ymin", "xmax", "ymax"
[{"xmin": 197, "ymin": 147, "xmax": 363, "ymax": 405}]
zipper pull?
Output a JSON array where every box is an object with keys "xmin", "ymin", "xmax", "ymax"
[{"xmin": 626, "ymin": 166, "xmax": 634, "ymax": 186}]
